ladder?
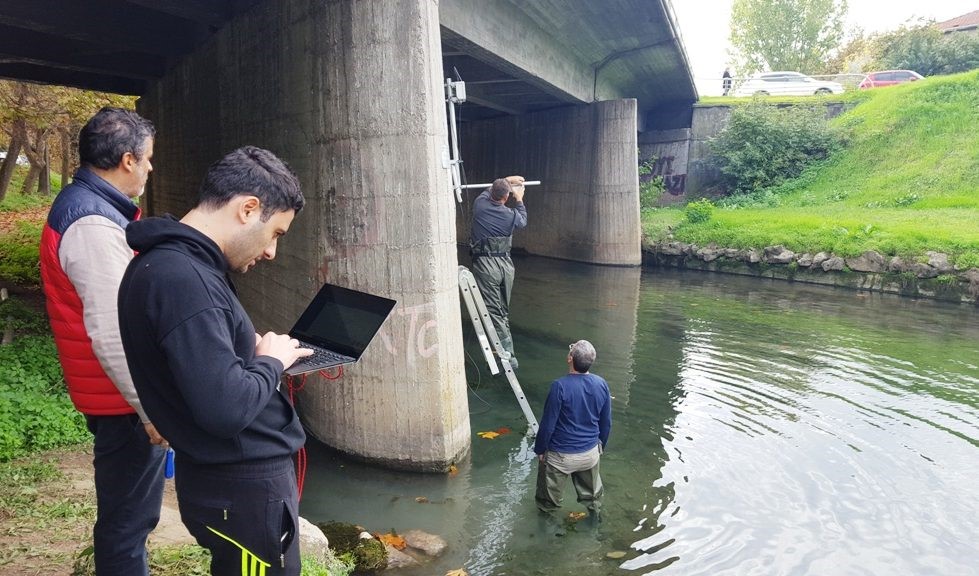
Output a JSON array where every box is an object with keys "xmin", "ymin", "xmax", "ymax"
[{"xmin": 458, "ymin": 266, "xmax": 539, "ymax": 435}]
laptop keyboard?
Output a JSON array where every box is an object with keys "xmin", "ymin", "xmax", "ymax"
[{"xmin": 287, "ymin": 345, "xmax": 351, "ymax": 373}]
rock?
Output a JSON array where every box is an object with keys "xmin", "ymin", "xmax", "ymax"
[
  {"xmin": 722, "ymin": 248, "xmax": 741, "ymax": 258},
  {"xmin": 821, "ymin": 257, "xmax": 845, "ymax": 272},
  {"xmin": 746, "ymin": 249, "xmax": 762, "ymax": 263},
  {"xmin": 926, "ymin": 251, "xmax": 954, "ymax": 273},
  {"xmin": 965, "ymin": 268, "xmax": 979, "ymax": 284},
  {"xmin": 658, "ymin": 242, "xmax": 684, "ymax": 256},
  {"xmin": 696, "ymin": 246, "xmax": 723, "ymax": 262},
  {"xmin": 298, "ymin": 516, "xmax": 331, "ymax": 564},
  {"xmin": 683, "ymin": 243, "xmax": 699, "ymax": 257},
  {"xmin": 911, "ymin": 262, "xmax": 939, "ymax": 279},
  {"xmin": 384, "ymin": 544, "xmax": 420, "ymax": 569},
  {"xmin": 888, "ymin": 256, "xmax": 908, "ymax": 273},
  {"xmin": 402, "ymin": 529, "xmax": 447, "ymax": 557},
  {"xmin": 796, "ymin": 253, "xmax": 813, "ymax": 267},
  {"xmin": 845, "ymin": 251, "xmax": 886, "ymax": 273},
  {"xmin": 812, "ymin": 252, "xmax": 830, "ymax": 267},
  {"xmin": 763, "ymin": 245, "xmax": 796, "ymax": 264}
]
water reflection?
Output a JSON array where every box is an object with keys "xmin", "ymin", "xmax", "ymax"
[{"xmin": 300, "ymin": 262, "xmax": 979, "ymax": 576}]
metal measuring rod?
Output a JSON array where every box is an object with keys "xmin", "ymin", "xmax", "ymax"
[{"xmin": 456, "ymin": 180, "xmax": 542, "ymax": 190}]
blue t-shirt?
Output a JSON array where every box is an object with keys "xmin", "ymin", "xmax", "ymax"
[{"xmin": 534, "ymin": 373, "xmax": 611, "ymax": 455}]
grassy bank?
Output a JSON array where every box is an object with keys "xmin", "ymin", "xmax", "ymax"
[{"xmin": 645, "ymin": 70, "xmax": 979, "ymax": 269}]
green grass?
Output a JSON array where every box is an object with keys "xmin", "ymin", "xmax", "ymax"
[
  {"xmin": 0, "ymin": 166, "xmax": 63, "ymax": 211},
  {"xmin": 649, "ymin": 70, "xmax": 979, "ymax": 268}
]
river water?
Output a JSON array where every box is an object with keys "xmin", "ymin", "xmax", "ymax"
[{"xmin": 299, "ymin": 257, "xmax": 979, "ymax": 576}]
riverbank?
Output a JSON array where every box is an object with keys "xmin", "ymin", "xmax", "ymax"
[
  {"xmin": 642, "ymin": 241, "xmax": 979, "ymax": 305},
  {"xmin": 0, "ymin": 445, "xmax": 193, "ymax": 576}
]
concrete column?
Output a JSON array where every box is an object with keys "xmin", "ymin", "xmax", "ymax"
[
  {"xmin": 138, "ymin": 0, "xmax": 469, "ymax": 472},
  {"xmin": 458, "ymin": 99, "xmax": 641, "ymax": 266}
]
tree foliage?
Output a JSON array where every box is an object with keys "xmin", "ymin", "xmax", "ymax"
[
  {"xmin": 729, "ymin": 0, "xmax": 848, "ymax": 75},
  {"xmin": 872, "ymin": 22, "xmax": 979, "ymax": 76},
  {"xmin": 0, "ymin": 81, "xmax": 135, "ymax": 202}
]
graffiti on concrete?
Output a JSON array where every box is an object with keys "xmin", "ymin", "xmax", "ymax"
[{"xmin": 641, "ymin": 155, "xmax": 687, "ymax": 195}]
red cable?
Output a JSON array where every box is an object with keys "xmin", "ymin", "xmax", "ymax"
[{"xmin": 285, "ymin": 367, "xmax": 343, "ymax": 500}]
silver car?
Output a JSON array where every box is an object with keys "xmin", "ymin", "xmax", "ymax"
[{"xmin": 733, "ymin": 71, "xmax": 845, "ymax": 97}]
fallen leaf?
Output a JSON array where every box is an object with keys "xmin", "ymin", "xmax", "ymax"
[
  {"xmin": 447, "ymin": 464, "xmax": 459, "ymax": 476},
  {"xmin": 476, "ymin": 431, "xmax": 500, "ymax": 439},
  {"xmin": 445, "ymin": 569, "xmax": 468, "ymax": 576},
  {"xmin": 494, "ymin": 426, "xmax": 511, "ymax": 435},
  {"xmin": 606, "ymin": 551, "xmax": 627, "ymax": 559},
  {"xmin": 376, "ymin": 532, "xmax": 407, "ymax": 550},
  {"xmin": 415, "ymin": 496, "xmax": 429, "ymax": 503},
  {"xmin": 567, "ymin": 511, "xmax": 587, "ymax": 522}
]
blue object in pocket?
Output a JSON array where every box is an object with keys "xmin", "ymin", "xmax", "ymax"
[{"xmin": 165, "ymin": 448, "xmax": 175, "ymax": 479}]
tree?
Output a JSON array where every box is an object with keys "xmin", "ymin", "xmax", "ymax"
[
  {"xmin": 0, "ymin": 81, "xmax": 134, "ymax": 202},
  {"xmin": 871, "ymin": 21, "xmax": 979, "ymax": 76},
  {"xmin": 729, "ymin": 0, "xmax": 848, "ymax": 75}
]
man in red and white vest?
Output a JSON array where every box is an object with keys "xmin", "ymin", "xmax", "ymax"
[{"xmin": 39, "ymin": 107, "xmax": 165, "ymax": 576}]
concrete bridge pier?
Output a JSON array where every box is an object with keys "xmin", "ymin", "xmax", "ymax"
[
  {"xmin": 138, "ymin": 0, "xmax": 469, "ymax": 471},
  {"xmin": 458, "ymin": 99, "xmax": 641, "ymax": 266}
]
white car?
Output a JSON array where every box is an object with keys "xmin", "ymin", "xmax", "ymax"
[
  {"xmin": 733, "ymin": 71, "xmax": 845, "ymax": 97},
  {"xmin": 0, "ymin": 151, "xmax": 28, "ymax": 166}
]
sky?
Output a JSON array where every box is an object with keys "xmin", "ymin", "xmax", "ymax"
[{"xmin": 670, "ymin": 0, "xmax": 978, "ymax": 95}]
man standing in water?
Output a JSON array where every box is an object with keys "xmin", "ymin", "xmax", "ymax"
[
  {"xmin": 534, "ymin": 340, "xmax": 612, "ymax": 516},
  {"xmin": 470, "ymin": 175, "xmax": 527, "ymax": 369}
]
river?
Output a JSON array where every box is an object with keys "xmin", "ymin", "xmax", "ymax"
[{"xmin": 300, "ymin": 256, "xmax": 979, "ymax": 576}]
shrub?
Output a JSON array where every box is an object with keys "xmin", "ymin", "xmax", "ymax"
[
  {"xmin": 708, "ymin": 102, "xmax": 840, "ymax": 196},
  {"xmin": 638, "ymin": 156, "xmax": 666, "ymax": 211},
  {"xmin": 684, "ymin": 198, "xmax": 715, "ymax": 223},
  {"xmin": 0, "ymin": 219, "xmax": 43, "ymax": 284}
]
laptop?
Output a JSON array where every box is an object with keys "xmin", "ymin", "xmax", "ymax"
[{"xmin": 283, "ymin": 283, "xmax": 397, "ymax": 376}]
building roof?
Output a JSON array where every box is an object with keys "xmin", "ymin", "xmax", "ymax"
[{"xmin": 936, "ymin": 9, "xmax": 979, "ymax": 33}]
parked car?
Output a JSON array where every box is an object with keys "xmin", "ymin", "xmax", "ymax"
[
  {"xmin": 0, "ymin": 151, "xmax": 28, "ymax": 166},
  {"xmin": 859, "ymin": 70, "xmax": 923, "ymax": 89},
  {"xmin": 733, "ymin": 71, "xmax": 845, "ymax": 97}
]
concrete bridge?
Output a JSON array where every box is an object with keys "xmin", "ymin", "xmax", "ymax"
[{"xmin": 0, "ymin": 0, "xmax": 696, "ymax": 470}]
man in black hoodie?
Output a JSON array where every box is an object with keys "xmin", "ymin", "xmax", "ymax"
[{"xmin": 118, "ymin": 146, "xmax": 313, "ymax": 576}]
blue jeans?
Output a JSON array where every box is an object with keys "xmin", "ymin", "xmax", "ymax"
[{"xmin": 86, "ymin": 414, "xmax": 166, "ymax": 576}]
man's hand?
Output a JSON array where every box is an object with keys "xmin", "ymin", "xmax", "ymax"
[
  {"xmin": 506, "ymin": 175, "xmax": 525, "ymax": 202},
  {"xmin": 256, "ymin": 331, "xmax": 315, "ymax": 369},
  {"xmin": 144, "ymin": 422, "xmax": 168, "ymax": 448}
]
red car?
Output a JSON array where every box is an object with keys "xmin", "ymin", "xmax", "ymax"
[{"xmin": 859, "ymin": 70, "xmax": 923, "ymax": 89}]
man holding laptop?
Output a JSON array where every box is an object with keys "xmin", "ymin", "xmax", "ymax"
[{"xmin": 118, "ymin": 146, "xmax": 313, "ymax": 576}]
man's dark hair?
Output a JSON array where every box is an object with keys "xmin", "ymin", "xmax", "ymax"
[
  {"xmin": 197, "ymin": 146, "xmax": 304, "ymax": 220},
  {"xmin": 78, "ymin": 107, "xmax": 155, "ymax": 170},
  {"xmin": 490, "ymin": 178, "xmax": 512, "ymax": 201}
]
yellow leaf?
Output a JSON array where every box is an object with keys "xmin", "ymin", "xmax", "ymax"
[
  {"xmin": 377, "ymin": 532, "xmax": 407, "ymax": 550},
  {"xmin": 567, "ymin": 511, "xmax": 587, "ymax": 522},
  {"xmin": 447, "ymin": 464, "xmax": 459, "ymax": 476},
  {"xmin": 477, "ymin": 431, "xmax": 500, "ymax": 439},
  {"xmin": 446, "ymin": 569, "xmax": 469, "ymax": 576}
]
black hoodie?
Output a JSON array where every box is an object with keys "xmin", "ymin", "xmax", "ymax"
[{"xmin": 118, "ymin": 215, "xmax": 305, "ymax": 465}]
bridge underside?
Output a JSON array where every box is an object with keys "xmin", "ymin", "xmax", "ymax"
[{"xmin": 0, "ymin": 0, "xmax": 695, "ymax": 470}]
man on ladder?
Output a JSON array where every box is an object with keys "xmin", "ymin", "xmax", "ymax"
[{"xmin": 470, "ymin": 175, "xmax": 527, "ymax": 370}]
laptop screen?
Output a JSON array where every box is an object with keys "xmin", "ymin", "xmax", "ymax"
[{"xmin": 289, "ymin": 283, "xmax": 397, "ymax": 359}]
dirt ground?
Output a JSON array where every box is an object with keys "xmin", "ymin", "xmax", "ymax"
[{"xmin": 0, "ymin": 446, "xmax": 188, "ymax": 576}]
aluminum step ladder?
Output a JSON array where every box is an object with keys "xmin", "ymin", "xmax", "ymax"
[{"xmin": 458, "ymin": 266, "xmax": 539, "ymax": 435}]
